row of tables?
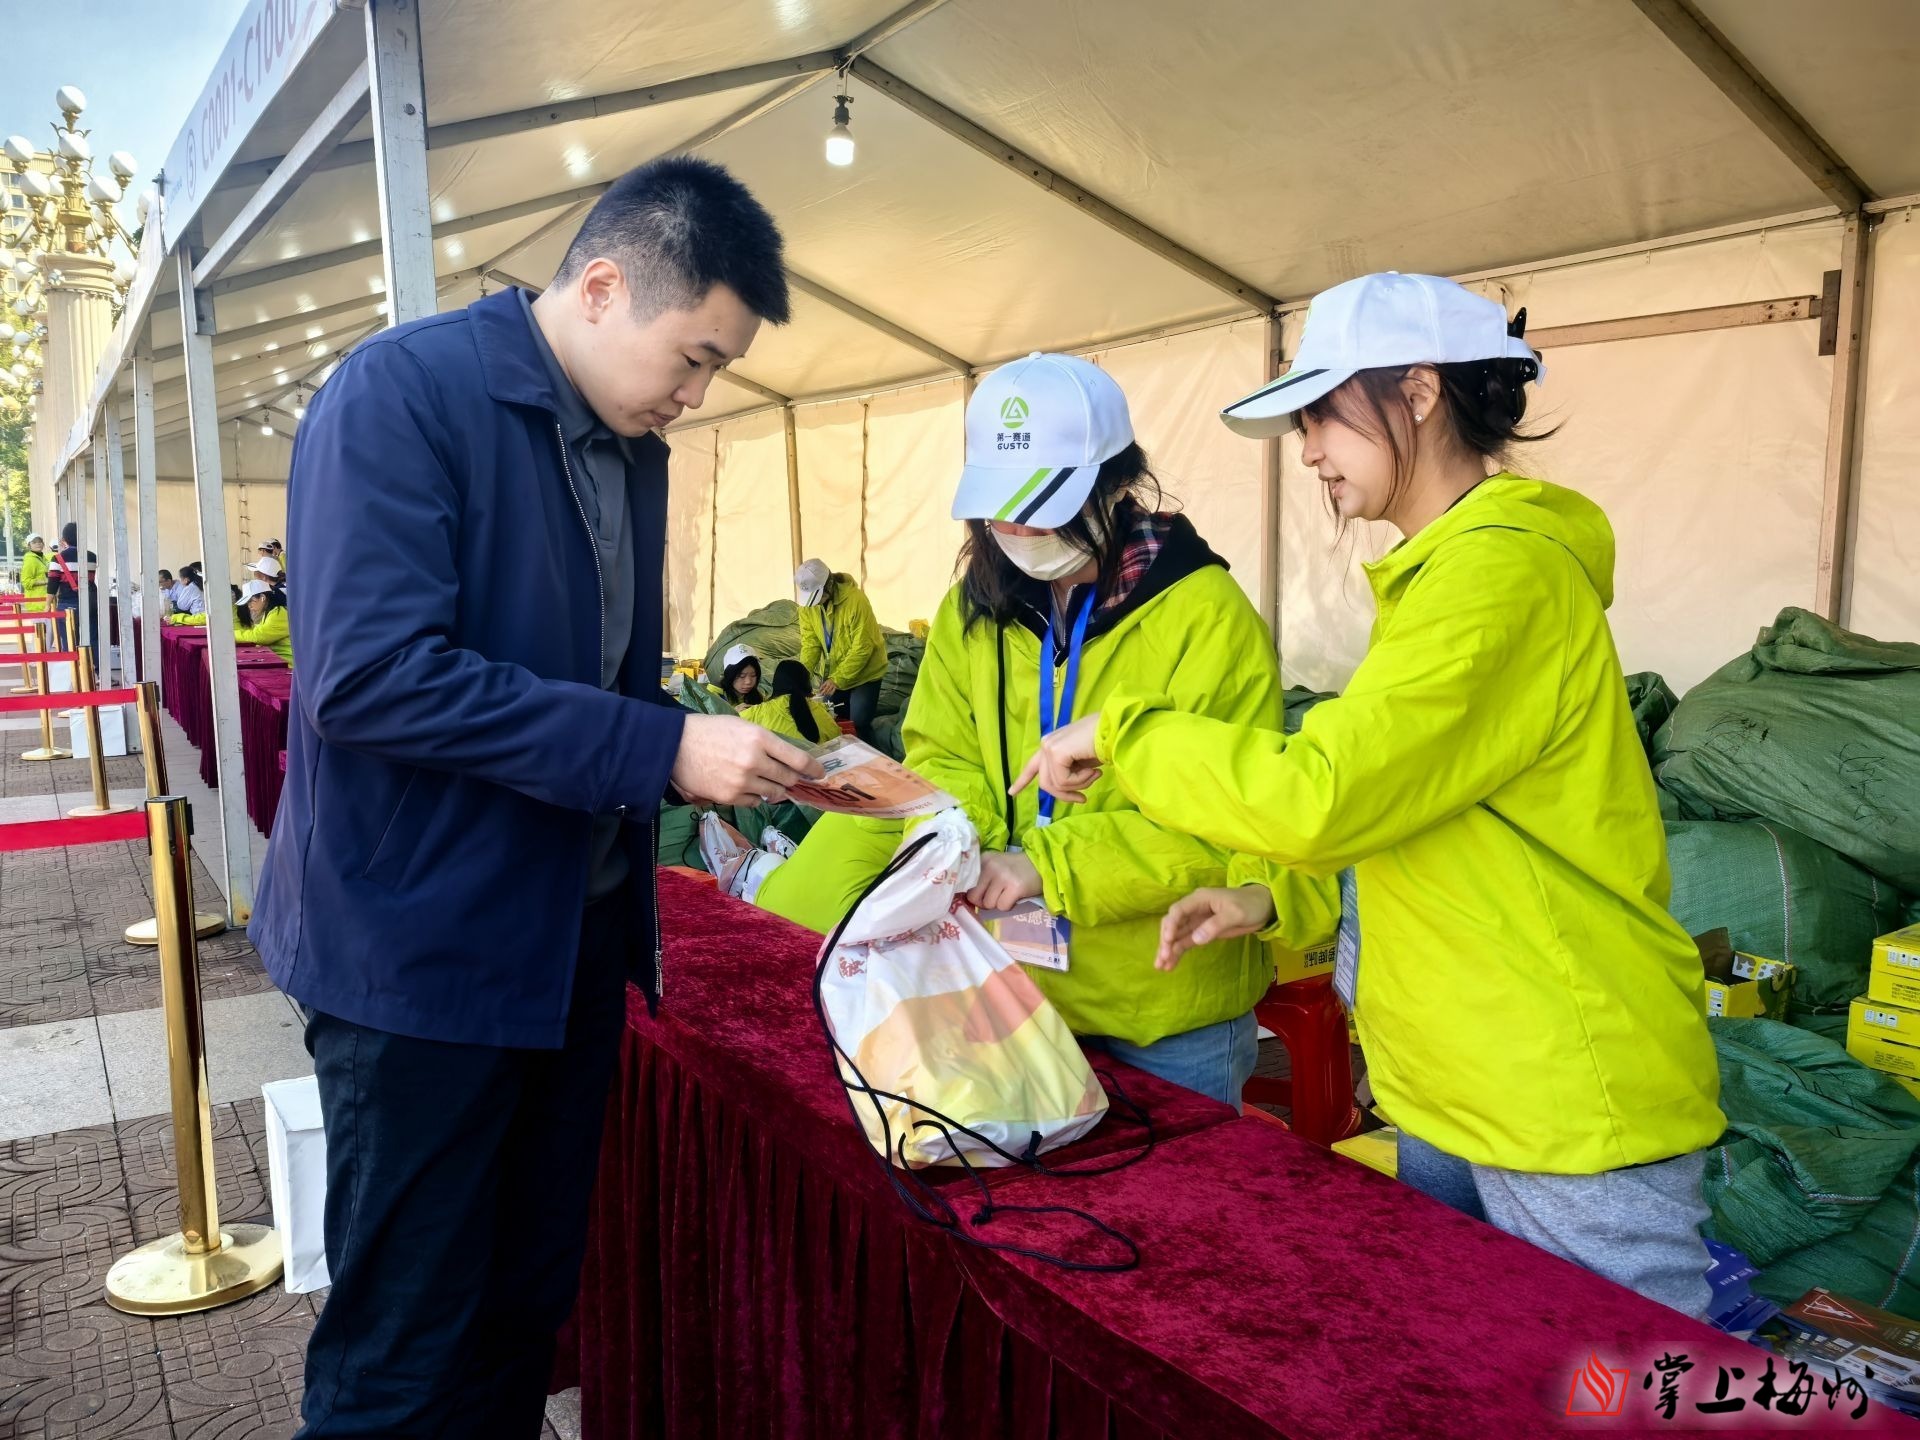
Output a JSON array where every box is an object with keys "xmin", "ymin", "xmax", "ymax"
[
  {"xmin": 559, "ymin": 872, "xmax": 1836, "ymax": 1438},
  {"xmin": 154, "ymin": 624, "xmax": 293, "ymax": 837}
]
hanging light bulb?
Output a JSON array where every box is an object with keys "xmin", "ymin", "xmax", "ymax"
[
  {"xmin": 259, "ymin": 415, "xmax": 274, "ymax": 436},
  {"xmin": 825, "ymin": 94, "xmax": 855, "ymax": 167},
  {"xmin": 292, "ymin": 390, "xmax": 308, "ymax": 421}
]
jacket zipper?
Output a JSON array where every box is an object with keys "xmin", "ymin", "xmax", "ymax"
[{"xmin": 553, "ymin": 423, "xmax": 664, "ymax": 995}]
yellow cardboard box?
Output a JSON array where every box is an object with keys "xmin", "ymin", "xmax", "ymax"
[
  {"xmin": 1848, "ymin": 1030, "xmax": 1920, "ymax": 1082},
  {"xmin": 1273, "ymin": 940, "xmax": 1336, "ymax": 987},
  {"xmin": 1331, "ymin": 1127, "xmax": 1399, "ymax": 1179},
  {"xmin": 1704, "ymin": 960, "xmax": 1794, "ymax": 1020},
  {"xmin": 1851, "ymin": 996, "xmax": 1920, "ymax": 1049},
  {"xmin": 1868, "ymin": 927, "xmax": 1920, "ymax": 1008}
]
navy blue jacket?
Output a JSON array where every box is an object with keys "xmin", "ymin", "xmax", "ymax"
[{"xmin": 251, "ymin": 289, "xmax": 686, "ymax": 1048}]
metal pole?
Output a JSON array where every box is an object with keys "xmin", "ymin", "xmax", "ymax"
[
  {"xmin": 366, "ymin": 0, "xmax": 437, "ymax": 325},
  {"xmin": 124, "ymin": 681, "xmax": 226, "ymax": 946},
  {"xmin": 106, "ymin": 404, "xmax": 135, "ymax": 685},
  {"xmin": 94, "ymin": 437, "xmax": 112, "ymax": 681},
  {"xmin": 783, "ymin": 405, "xmax": 804, "ymax": 570},
  {"xmin": 20, "ymin": 618, "xmax": 68, "ymax": 761},
  {"xmin": 1260, "ymin": 315, "xmax": 1284, "ymax": 647},
  {"xmin": 67, "ymin": 648, "xmax": 131, "ymax": 817},
  {"xmin": 134, "ymin": 332, "xmax": 162, "ymax": 700},
  {"xmin": 175, "ymin": 229, "xmax": 255, "ymax": 925},
  {"xmin": 105, "ymin": 796, "xmax": 281, "ymax": 1315},
  {"xmin": 1815, "ymin": 210, "xmax": 1871, "ymax": 624},
  {"xmin": 3, "ymin": 493, "xmax": 13, "ymax": 587},
  {"xmin": 74, "ymin": 459, "xmax": 92, "ymax": 670}
]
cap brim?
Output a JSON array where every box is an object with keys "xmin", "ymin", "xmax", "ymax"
[
  {"xmin": 797, "ymin": 586, "xmax": 827, "ymax": 606},
  {"xmin": 1218, "ymin": 366, "xmax": 1354, "ymax": 438},
  {"xmin": 952, "ymin": 462, "xmax": 1100, "ymax": 530}
]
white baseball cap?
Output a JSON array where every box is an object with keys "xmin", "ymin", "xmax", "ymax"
[
  {"xmin": 722, "ymin": 643, "xmax": 757, "ymax": 670},
  {"xmin": 952, "ymin": 353, "xmax": 1134, "ymax": 529},
  {"xmin": 1220, "ymin": 273, "xmax": 1542, "ymax": 438},
  {"xmin": 238, "ymin": 578, "xmax": 273, "ymax": 602},
  {"xmin": 794, "ymin": 558, "xmax": 830, "ymax": 606},
  {"xmin": 246, "ymin": 555, "xmax": 283, "ymax": 579}
]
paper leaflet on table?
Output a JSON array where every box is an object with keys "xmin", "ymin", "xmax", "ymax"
[{"xmin": 788, "ymin": 736, "xmax": 957, "ymax": 820}]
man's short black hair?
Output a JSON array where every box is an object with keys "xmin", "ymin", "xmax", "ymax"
[{"xmin": 552, "ymin": 156, "xmax": 790, "ymax": 325}]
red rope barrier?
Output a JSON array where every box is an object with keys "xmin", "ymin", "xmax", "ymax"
[
  {"xmin": 0, "ymin": 687, "xmax": 139, "ymax": 714},
  {"xmin": 0, "ymin": 810, "xmax": 148, "ymax": 853},
  {"xmin": 0, "ymin": 650, "xmax": 80, "ymax": 665}
]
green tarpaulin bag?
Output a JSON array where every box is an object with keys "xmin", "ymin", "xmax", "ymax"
[
  {"xmin": 1667, "ymin": 820, "xmax": 1905, "ymax": 1011},
  {"xmin": 1651, "ymin": 608, "xmax": 1920, "ymax": 891},
  {"xmin": 703, "ymin": 600, "xmax": 803, "ymax": 689},
  {"xmin": 1624, "ymin": 672, "xmax": 1678, "ymax": 758},
  {"xmin": 878, "ymin": 630, "xmax": 924, "ymax": 718},
  {"xmin": 1705, "ymin": 1018, "xmax": 1920, "ymax": 1317}
]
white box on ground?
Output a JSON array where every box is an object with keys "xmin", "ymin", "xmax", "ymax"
[
  {"xmin": 68, "ymin": 703, "xmax": 134, "ymax": 758},
  {"xmin": 47, "ymin": 661, "xmax": 73, "ymax": 693},
  {"xmin": 263, "ymin": 1075, "xmax": 331, "ymax": 1293}
]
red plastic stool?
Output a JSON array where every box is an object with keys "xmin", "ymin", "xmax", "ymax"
[{"xmin": 1242, "ymin": 974, "xmax": 1361, "ymax": 1147}]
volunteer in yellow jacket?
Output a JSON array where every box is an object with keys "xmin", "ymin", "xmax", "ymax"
[
  {"xmin": 738, "ymin": 659, "xmax": 837, "ymax": 745},
  {"xmin": 18, "ymin": 536, "xmax": 50, "ymax": 612},
  {"xmin": 1017, "ymin": 275, "xmax": 1723, "ymax": 1317},
  {"xmin": 234, "ymin": 579, "xmax": 294, "ymax": 666},
  {"xmin": 794, "ymin": 558, "xmax": 886, "ymax": 743},
  {"xmin": 904, "ymin": 351, "xmax": 1337, "ymax": 1107}
]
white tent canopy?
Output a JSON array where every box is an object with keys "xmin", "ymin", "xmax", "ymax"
[{"xmin": 57, "ymin": 0, "xmax": 1920, "ymax": 911}]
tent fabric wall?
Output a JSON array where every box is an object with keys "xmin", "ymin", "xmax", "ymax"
[
  {"xmin": 1849, "ymin": 213, "xmax": 1920, "ymax": 644},
  {"xmin": 1086, "ymin": 320, "xmax": 1269, "ymax": 611},
  {"xmin": 709, "ymin": 411, "xmax": 795, "ymax": 641},
  {"xmin": 1280, "ymin": 221, "xmax": 1848, "ymax": 696},
  {"xmin": 106, "ymin": 476, "xmax": 286, "ymax": 605},
  {"xmin": 860, "ymin": 382, "xmax": 967, "ymax": 628},
  {"xmin": 793, "ymin": 400, "xmax": 868, "ymax": 584},
  {"xmin": 665, "ymin": 426, "xmax": 718, "ymax": 659}
]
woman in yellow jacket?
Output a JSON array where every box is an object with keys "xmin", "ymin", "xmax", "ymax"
[
  {"xmin": 793, "ymin": 558, "xmax": 887, "ymax": 744},
  {"xmin": 1020, "ymin": 275, "xmax": 1724, "ymax": 1317},
  {"xmin": 234, "ymin": 579, "xmax": 294, "ymax": 665},
  {"xmin": 18, "ymin": 535, "xmax": 50, "ymax": 611},
  {"xmin": 737, "ymin": 660, "xmax": 837, "ymax": 745},
  {"xmin": 771, "ymin": 354, "xmax": 1337, "ymax": 1106}
]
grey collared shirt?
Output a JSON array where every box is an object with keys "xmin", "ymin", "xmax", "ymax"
[{"xmin": 521, "ymin": 289, "xmax": 638, "ymax": 900}]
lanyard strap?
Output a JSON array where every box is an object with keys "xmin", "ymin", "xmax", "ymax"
[{"xmin": 1037, "ymin": 591, "xmax": 1096, "ymax": 824}]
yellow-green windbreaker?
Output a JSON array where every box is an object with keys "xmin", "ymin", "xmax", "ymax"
[
  {"xmin": 797, "ymin": 574, "xmax": 888, "ymax": 692},
  {"xmin": 737, "ymin": 694, "xmax": 839, "ymax": 746},
  {"xmin": 760, "ymin": 519, "xmax": 1338, "ymax": 1047},
  {"xmin": 19, "ymin": 550, "xmax": 50, "ymax": 609},
  {"xmin": 1094, "ymin": 477, "xmax": 1724, "ymax": 1174},
  {"xmin": 236, "ymin": 605, "xmax": 294, "ymax": 667}
]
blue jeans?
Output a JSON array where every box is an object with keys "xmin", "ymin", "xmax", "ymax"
[
  {"xmin": 1398, "ymin": 1131, "xmax": 1488, "ymax": 1221},
  {"xmin": 1084, "ymin": 1011, "xmax": 1258, "ymax": 1109}
]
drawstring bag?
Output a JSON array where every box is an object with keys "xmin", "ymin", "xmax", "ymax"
[
  {"xmin": 819, "ymin": 808, "xmax": 1105, "ymax": 1167},
  {"xmin": 698, "ymin": 810, "xmax": 786, "ymax": 903},
  {"xmin": 815, "ymin": 809, "xmax": 1151, "ymax": 1271}
]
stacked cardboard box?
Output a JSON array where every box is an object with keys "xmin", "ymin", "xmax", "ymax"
[{"xmin": 1844, "ymin": 926, "xmax": 1920, "ymax": 1100}]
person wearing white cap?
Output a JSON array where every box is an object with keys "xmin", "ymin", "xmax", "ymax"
[
  {"xmin": 759, "ymin": 352, "xmax": 1337, "ymax": 1105},
  {"xmin": 247, "ymin": 553, "xmax": 287, "ymax": 592},
  {"xmin": 1018, "ymin": 273, "xmax": 1724, "ymax": 1318},
  {"xmin": 709, "ymin": 642, "xmax": 764, "ymax": 706},
  {"xmin": 233, "ymin": 577, "xmax": 294, "ymax": 666},
  {"xmin": 17, "ymin": 534, "xmax": 48, "ymax": 611},
  {"xmin": 257, "ymin": 538, "xmax": 285, "ymax": 577},
  {"xmin": 793, "ymin": 556, "xmax": 887, "ymax": 742}
]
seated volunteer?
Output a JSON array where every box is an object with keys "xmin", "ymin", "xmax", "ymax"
[
  {"xmin": 233, "ymin": 579, "xmax": 293, "ymax": 665},
  {"xmin": 247, "ymin": 554, "xmax": 287, "ymax": 593},
  {"xmin": 899, "ymin": 352, "xmax": 1333, "ymax": 1106},
  {"xmin": 173, "ymin": 563, "xmax": 206, "ymax": 617},
  {"xmin": 250, "ymin": 157, "xmax": 820, "ymax": 1437},
  {"xmin": 709, "ymin": 642, "xmax": 764, "ymax": 705},
  {"xmin": 794, "ymin": 556, "xmax": 886, "ymax": 743},
  {"xmin": 1018, "ymin": 274, "xmax": 1724, "ymax": 1317},
  {"xmin": 738, "ymin": 659, "xmax": 838, "ymax": 744}
]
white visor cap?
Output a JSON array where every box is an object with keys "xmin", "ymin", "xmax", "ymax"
[
  {"xmin": 1220, "ymin": 272, "xmax": 1542, "ymax": 439},
  {"xmin": 953, "ymin": 353, "xmax": 1134, "ymax": 530}
]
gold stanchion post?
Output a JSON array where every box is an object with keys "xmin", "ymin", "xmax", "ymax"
[
  {"xmin": 67, "ymin": 648, "xmax": 135, "ymax": 818},
  {"xmin": 105, "ymin": 796, "xmax": 281, "ymax": 1314},
  {"xmin": 124, "ymin": 681, "xmax": 225, "ymax": 945},
  {"xmin": 10, "ymin": 611, "xmax": 38, "ymax": 695},
  {"xmin": 21, "ymin": 614, "xmax": 71, "ymax": 762}
]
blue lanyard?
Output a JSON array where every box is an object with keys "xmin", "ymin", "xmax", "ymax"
[{"xmin": 1037, "ymin": 590, "xmax": 1095, "ymax": 824}]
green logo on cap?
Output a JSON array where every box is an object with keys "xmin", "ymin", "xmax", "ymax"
[{"xmin": 999, "ymin": 396, "xmax": 1030, "ymax": 427}]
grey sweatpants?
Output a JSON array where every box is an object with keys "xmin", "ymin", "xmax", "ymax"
[{"xmin": 1401, "ymin": 1134, "xmax": 1714, "ymax": 1321}]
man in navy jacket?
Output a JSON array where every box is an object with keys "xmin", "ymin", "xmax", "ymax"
[{"xmin": 253, "ymin": 157, "xmax": 820, "ymax": 1437}]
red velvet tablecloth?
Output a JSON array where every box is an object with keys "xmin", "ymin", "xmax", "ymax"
[
  {"xmin": 159, "ymin": 624, "xmax": 289, "ymax": 794},
  {"xmin": 571, "ymin": 874, "xmax": 1885, "ymax": 1439},
  {"xmin": 238, "ymin": 665, "xmax": 294, "ymax": 836}
]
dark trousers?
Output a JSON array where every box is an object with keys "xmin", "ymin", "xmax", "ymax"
[
  {"xmin": 842, "ymin": 677, "xmax": 883, "ymax": 745},
  {"xmin": 296, "ymin": 894, "xmax": 631, "ymax": 1438}
]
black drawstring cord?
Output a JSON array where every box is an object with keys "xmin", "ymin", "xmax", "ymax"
[{"xmin": 814, "ymin": 834, "xmax": 1149, "ymax": 1272}]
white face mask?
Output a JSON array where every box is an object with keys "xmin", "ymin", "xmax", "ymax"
[{"xmin": 991, "ymin": 527, "xmax": 1093, "ymax": 582}]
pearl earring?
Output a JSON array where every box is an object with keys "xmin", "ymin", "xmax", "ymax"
[{"xmin": 1414, "ymin": 412, "xmax": 1425, "ymax": 423}]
